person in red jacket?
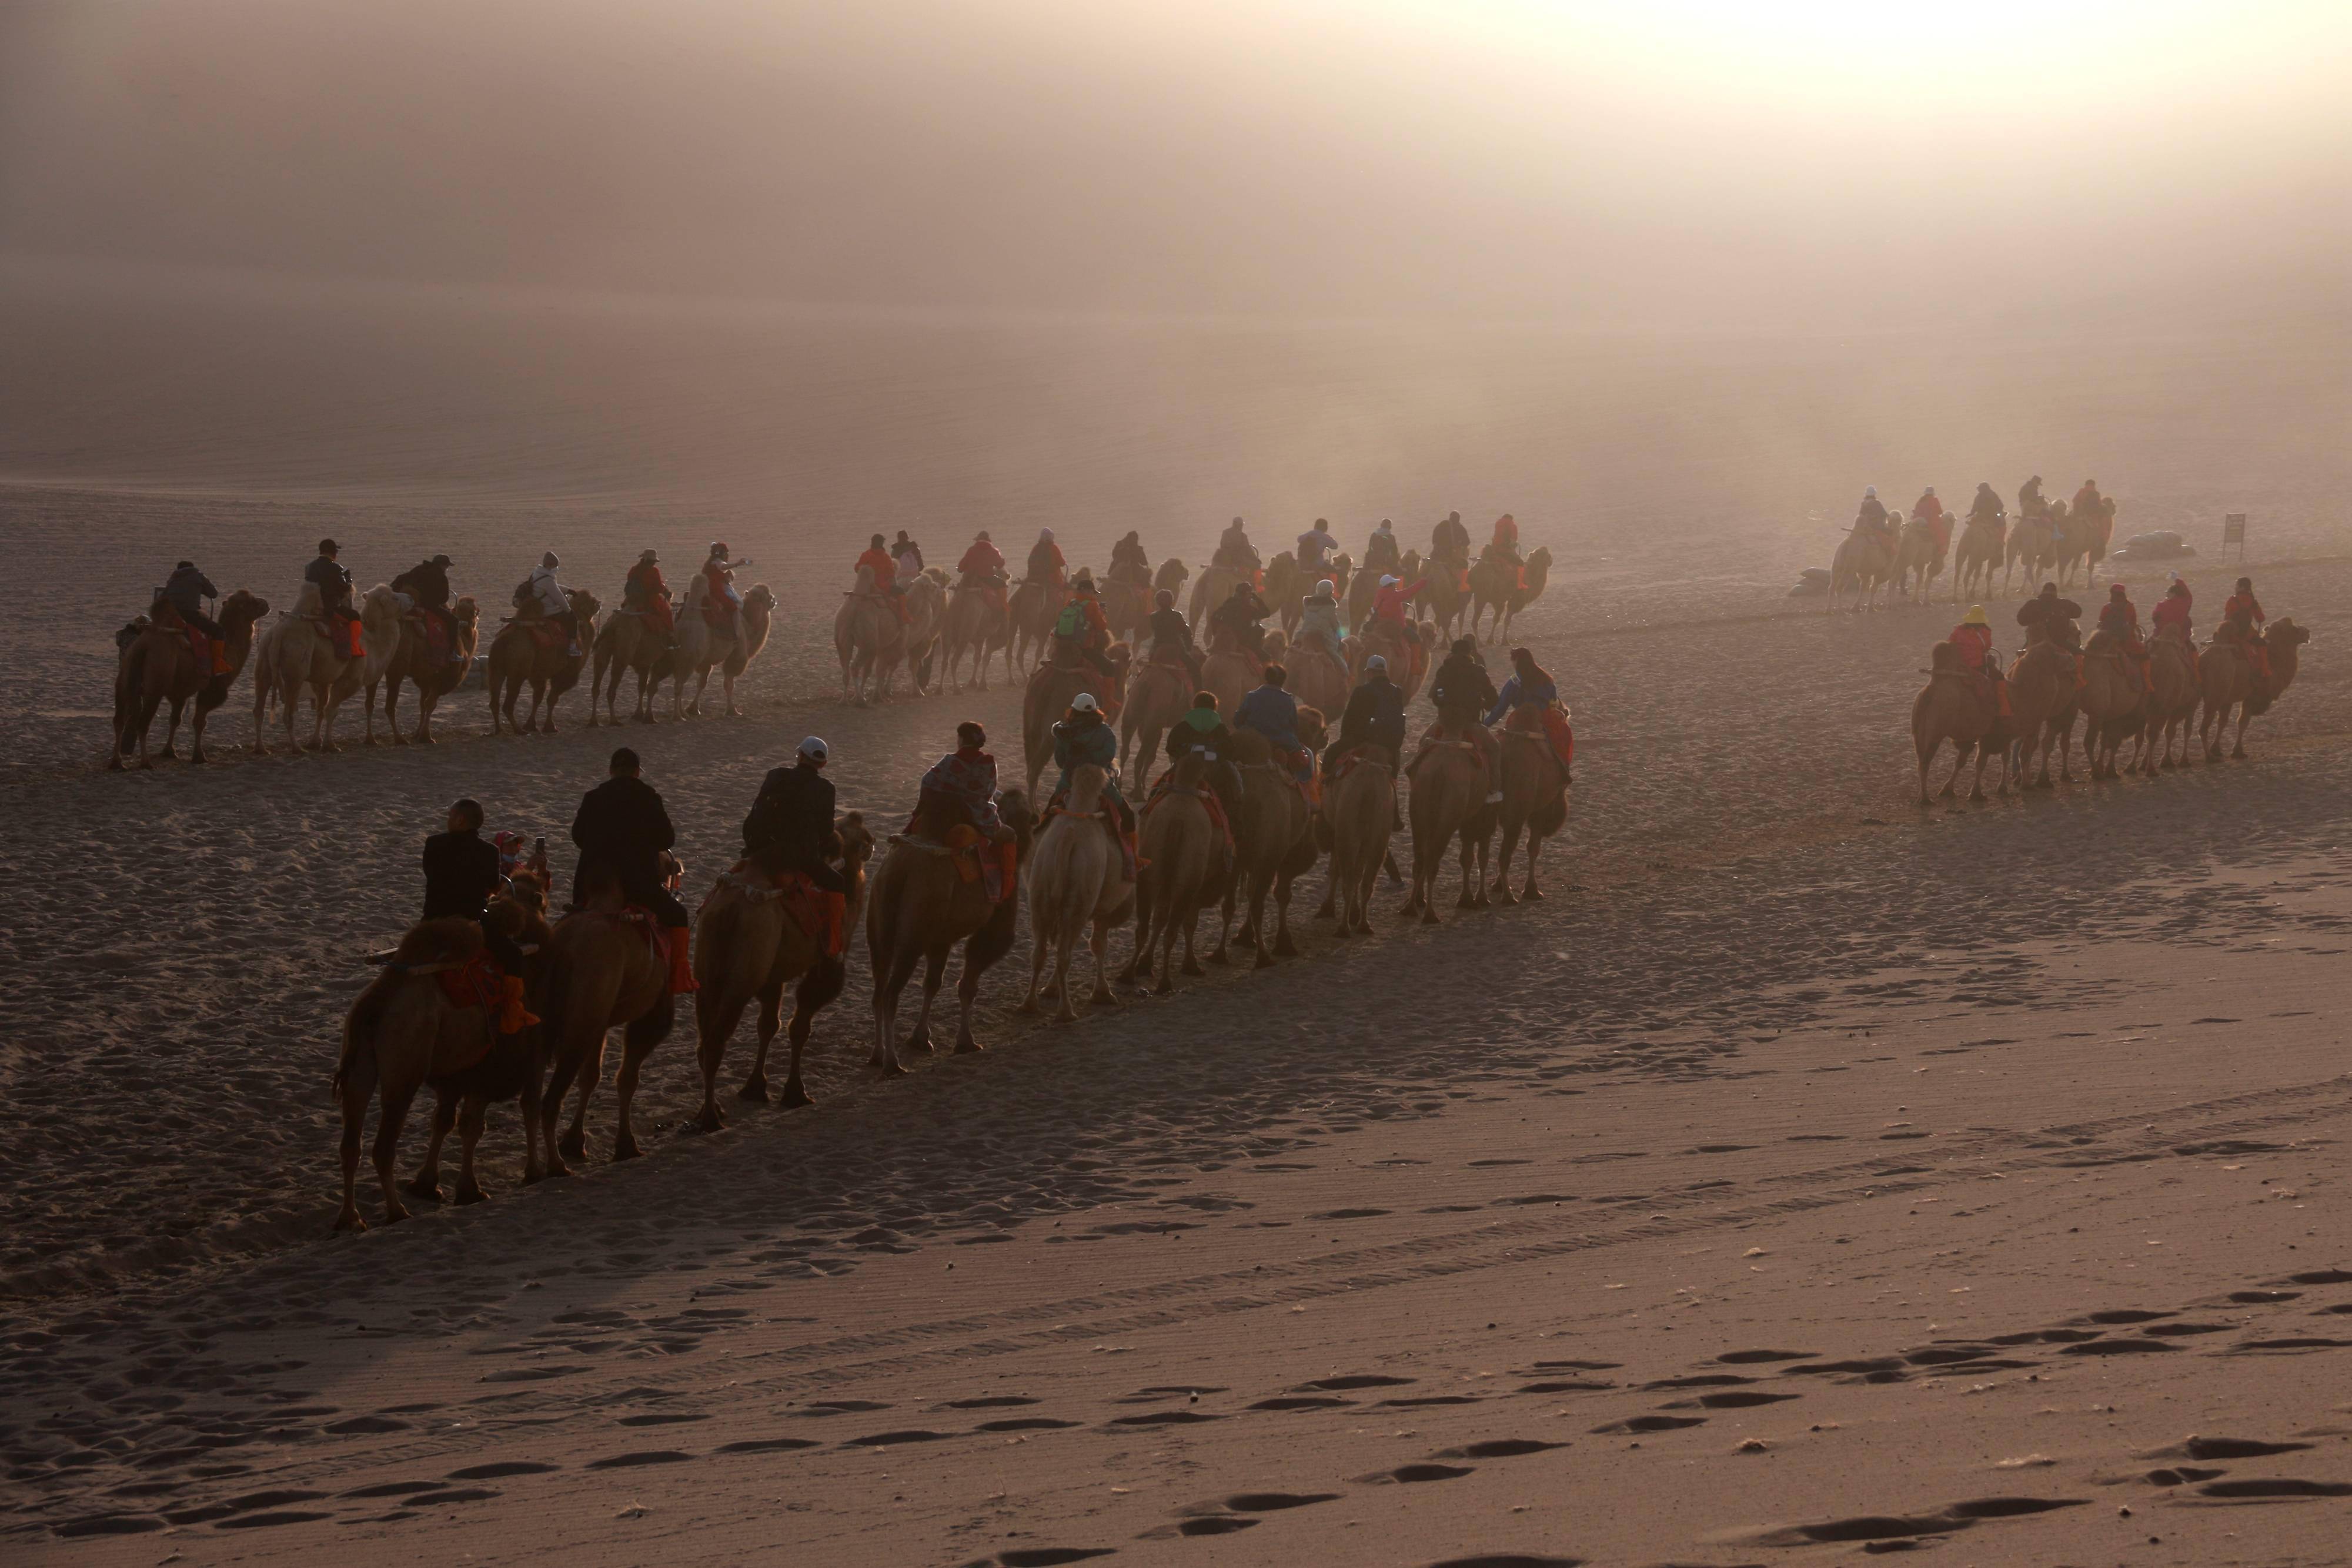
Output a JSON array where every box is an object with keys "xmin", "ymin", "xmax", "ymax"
[
  {"xmin": 703, "ymin": 543, "xmax": 747, "ymax": 634},
  {"xmin": 2149, "ymin": 576, "xmax": 2192, "ymax": 643},
  {"xmin": 1912, "ymin": 486, "xmax": 1948, "ymax": 556},
  {"xmin": 1372, "ymin": 572, "xmax": 1426, "ymax": 629},
  {"xmin": 957, "ymin": 530, "xmax": 1008, "ymax": 614},
  {"xmin": 1948, "ymin": 604, "xmax": 2011, "ymax": 716},
  {"xmin": 1487, "ymin": 513, "xmax": 1525, "ymax": 590},
  {"xmin": 623, "ymin": 550, "xmax": 674, "ymax": 640},
  {"xmin": 2221, "ymin": 576, "xmax": 2271, "ymax": 679},
  {"xmin": 856, "ymin": 533, "xmax": 910, "ymax": 622}
]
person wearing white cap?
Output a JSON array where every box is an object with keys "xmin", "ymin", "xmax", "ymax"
[
  {"xmin": 742, "ymin": 736, "xmax": 847, "ymax": 895},
  {"xmin": 1855, "ymin": 486, "xmax": 1888, "ymax": 537},
  {"xmin": 1050, "ymin": 691, "xmax": 1135, "ymax": 879},
  {"xmin": 526, "ymin": 550, "xmax": 581, "ymax": 657}
]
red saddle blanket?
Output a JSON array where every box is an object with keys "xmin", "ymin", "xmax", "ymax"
[
  {"xmin": 1503, "ymin": 708, "xmax": 1575, "ymax": 772},
  {"xmin": 512, "ymin": 617, "xmax": 567, "ymax": 653},
  {"xmin": 719, "ymin": 860, "xmax": 847, "ymax": 958},
  {"xmin": 939, "ymin": 824, "xmax": 1018, "ymax": 904},
  {"xmin": 1143, "ymin": 768, "xmax": 1234, "ymax": 850},
  {"xmin": 436, "ymin": 951, "xmax": 505, "ymax": 1015}
]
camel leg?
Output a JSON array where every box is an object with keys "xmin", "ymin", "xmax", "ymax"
[
  {"xmin": 159, "ymin": 696, "xmax": 187, "ymax": 760},
  {"xmin": 1050, "ymin": 924, "xmax": 1081, "ymax": 1022},
  {"xmin": 1917, "ymin": 736, "xmax": 1936, "ymax": 806},
  {"xmin": 744, "ymin": 979, "xmax": 787, "ymax": 1102},
  {"xmin": 697, "ymin": 986, "xmax": 751, "ymax": 1130},
  {"xmin": 372, "ymin": 1082, "xmax": 419, "ymax": 1226},
  {"xmin": 1249, "ymin": 871, "xmax": 1278, "ymax": 970},
  {"xmin": 1087, "ymin": 915, "xmax": 1118, "ymax": 1005},
  {"xmin": 335, "ymin": 1065, "xmax": 373, "ymax": 1233},
  {"xmin": 1967, "ymin": 744, "xmax": 1990, "ymax": 803},
  {"xmin": 1490, "ymin": 817, "xmax": 1523, "ymax": 904},
  {"xmin": 452, "ymin": 1096, "xmax": 492, "ymax": 1205},
  {"xmin": 404, "ymin": 1088, "xmax": 456, "ymax": 1200},
  {"xmin": 1018, "ymin": 922, "xmax": 1051, "ymax": 1015},
  {"xmin": 1170, "ymin": 905, "xmax": 1198, "ymax": 986},
  {"xmin": 2231, "ymin": 706, "xmax": 2250, "ymax": 760},
  {"xmin": 903, "ymin": 947, "xmax": 951, "ymax": 1055},
  {"xmin": 188, "ymin": 702, "xmax": 212, "ymax": 765},
  {"xmin": 1271, "ymin": 872, "xmax": 1300, "ymax": 958},
  {"xmin": 1520, "ymin": 826, "xmax": 1546, "ymax": 901},
  {"xmin": 612, "ymin": 997, "xmax": 672, "ymax": 1162}
]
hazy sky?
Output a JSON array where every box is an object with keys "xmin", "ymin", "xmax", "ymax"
[{"xmin": 4, "ymin": 1, "xmax": 2347, "ymax": 326}]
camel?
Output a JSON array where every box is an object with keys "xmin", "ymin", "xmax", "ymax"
[
  {"xmin": 1125, "ymin": 752, "xmax": 1224, "ymax": 992},
  {"xmin": 1402, "ymin": 733, "xmax": 1492, "ymax": 921},
  {"xmin": 530, "ymin": 871, "xmax": 677, "ymax": 1179},
  {"xmin": 1909, "ymin": 641, "xmax": 1999, "ymax": 804},
  {"xmin": 836, "ymin": 566, "xmax": 908, "ymax": 704},
  {"xmin": 1489, "ymin": 723, "xmax": 1569, "ymax": 903},
  {"xmin": 886, "ymin": 569, "xmax": 948, "ymax": 696},
  {"xmin": 1952, "ymin": 516, "xmax": 2006, "ymax": 604},
  {"xmin": 1471, "ymin": 546, "xmax": 1552, "ymax": 643},
  {"xmin": 866, "ymin": 790, "xmax": 1035, "ymax": 1071},
  {"xmin": 1419, "ymin": 551, "xmax": 1469, "ymax": 638},
  {"xmin": 253, "ymin": 583, "xmax": 403, "ymax": 754},
  {"xmin": 1828, "ymin": 528, "xmax": 1896, "ymax": 613},
  {"xmin": 2199, "ymin": 617, "xmax": 2309, "ymax": 761},
  {"xmin": 1890, "ymin": 520, "xmax": 1944, "ymax": 606},
  {"xmin": 1120, "ymin": 653, "xmax": 1193, "ymax": 775},
  {"xmin": 1284, "ymin": 637, "xmax": 1348, "ymax": 719},
  {"xmin": 2004, "ymin": 515, "xmax": 2057, "ymax": 593},
  {"xmin": 2053, "ymin": 500, "xmax": 2116, "ymax": 590},
  {"xmin": 1153, "ymin": 557, "xmax": 1192, "ymax": 601},
  {"xmin": 589, "ymin": 609, "xmax": 674, "ymax": 726},
  {"xmin": 2143, "ymin": 632, "xmax": 2202, "ymax": 771},
  {"xmin": 375, "ymin": 596, "xmax": 480, "ymax": 745},
  {"xmin": 2004, "ymin": 640, "xmax": 2077, "ymax": 790},
  {"xmin": 1102, "ymin": 569, "xmax": 1155, "ymax": 644},
  {"xmin": 111, "ymin": 590, "xmax": 269, "ymax": 768},
  {"xmin": 691, "ymin": 814, "xmax": 876, "ymax": 1126},
  {"xmin": 1023, "ymin": 643, "xmax": 1131, "ymax": 794},
  {"xmin": 1008, "ymin": 577, "xmax": 1067, "ymax": 671},
  {"xmin": 1351, "ymin": 614, "xmax": 1430, "ymax": 703},
  {"xmin": 942, "ymin": 574, "xmax": 1015, "ymax": 692},
  {"xmin": 485, "ymin": 587, "xmax": 600, "ymax": 735},
  {"xmin": 1200, "ymin": 628, "xmax": 1261, "ymax": 717},
  {"xmin": 332, "ymin": 893, "xmax": 553, "ymax": 1231},
  {"xmin": 1211, "ymin": 731, "xmax": 1316, "ymax": 968},
  {"xmin": 1020, "ymin": 764, "xmax": 1134, "ymax": 1021},
  {"xmin": 1262, "ymin": 552, "xmax": 1301, "ymax": 633},
  {"xmin": 675, "ymin": 577, "xmax": 774, "ymax": 716},
  {"xmin": 2077, "ymin": 630, "xmax": 2148, "ymax": 780},
  {"xmin": 1316, "ymin": 750, "xmax": 1394, "ymax": 935}
]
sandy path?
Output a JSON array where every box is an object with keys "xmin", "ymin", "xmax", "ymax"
[{"xmin": 5, "ymin": 703, "xmax": 2352, "ymax": 1560}]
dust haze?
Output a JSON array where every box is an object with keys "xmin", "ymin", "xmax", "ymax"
[{"xmin": 3, "ymin": 1, "xmax": 2347, "ymax": 566}]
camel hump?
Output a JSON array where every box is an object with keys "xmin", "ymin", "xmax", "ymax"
[
  {"xmin": 1928, "ymin": 641, "xmax": 1968, "ymax": 675},
  {"xmin": 1224, "ymin": 729, "xmax": 1275, "ymax": 767},
  {"xmin": 389, "ymin": 917, "xmax": 486, "ymax": 967}
]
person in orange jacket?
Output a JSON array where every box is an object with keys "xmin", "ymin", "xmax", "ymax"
[
  {"xmin": 1949, "ymin": 604, "xmax": 2012, "ymax": 717},
  {"xmin": 1912, "ymin": 486, "xmax": 1949, "ymax": 556},
  {"xmin": 2221, "ymin": 576, "xmax": 2271, "ymax": 680},
  {"xmin": 623, "ymin": 550, "xmax": 675, "ymax": 641},
  {"xmin": 957, "ymin": 530, "xmax": 1008, "ymax": 614},
  {"xmin": 2150, "ymin": 576, "xmax": 2192, "ymax": 643},
  {"xmin": 856, "ymin": 533, "xmax": 911, "ymax": 622}
]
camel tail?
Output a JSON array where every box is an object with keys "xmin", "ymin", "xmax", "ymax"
[{"xmin": 335, "ymin": 967, "xmax": 403, "ymax": 1102}]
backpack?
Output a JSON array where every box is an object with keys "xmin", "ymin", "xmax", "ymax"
[{"xmin": 1055, "ymin": 602, "xmax": 1084, "ymax": 638}]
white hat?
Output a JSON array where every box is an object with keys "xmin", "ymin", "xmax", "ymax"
[
  {"xmin": 1313, "ymin": 579, "xmax": 1335, "ymax": 597},
  {"xmin": 1069, "ymin": 692, "xmax": 1101, "ymax": 713},
  {"xmin": 1864, "ymin": 486, "xmax": 1877, "ymax": 498},
  {"xmin": 542, "ymin": 551, "xmax": 560, "ymax": 567},
  {"xmin": 1039, "ymin": 527, "xmax": 1055, "ymax": 541},
  {"xmin": 1365, "ymin": 655, "xmax": 1389, "ymax": 672},
  {"xmin": 1924, "ymin": 486, "xmax": 1936, "ymax": 496},
  {"xmin": 797, "ymin": 735, "xmax": 829, "ymax": 761},
  {"xmin": 1379, "ymin": 574, "xmax": 1399, "ymax": 588}
]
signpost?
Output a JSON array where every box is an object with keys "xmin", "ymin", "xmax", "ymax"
[{"xmin": 2223, "ymin": 513, "xmax": 2247, "ymax": 561}]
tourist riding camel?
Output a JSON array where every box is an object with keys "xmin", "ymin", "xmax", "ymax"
[
  {"xmin": 1147, "ymin": 588, "xmax": 1205, "ymax": 684},
  {"xmin": 570, "ymin": 747, "xmax": 696, "ymax": 995},
  {"xmin": 1110, "ymin": 530, "xmax": 1151, "ymax": 583},
  {"xmin": 856, "ymin": 533, "xmax": 913, "ymax": 624},
  {"xmin": 2016, "ymin": 582, "xmax": 2082, "ymax": 649},
  {"xmin": 1053, "ymin": 569, "xmax": 1117, "ymax": 684},
  {"xmin": 390, "ymin": 554, "xmax": 465, "ymax": 666},
  {"xmin": 1402, "ymin": 704, "xmax": 1492, "ymax": 922},
  {"xmin": 1295, "ymin": 519, "xmax": 1338, "ymax": 581},
  {"xmin": 1911, "ymin": 629, "xmax": 2002, "ymax": 805},
  {"xmin": 376, "ymin": 593, "xmax": 479, "ymax": 744},
  {"xmin": 304, "ymin": 539, "xmax": 365, "ymax": 658},
  {"xmin": 1911, "ymin": 487, "xmax": 1948, "ymax": 554},
  {"xmin": 1214, "ymin": 516, "xmax": 1261, "ymax": 577},
  {"xmin": 1483, "ymin": 646, "xmax": 1573, "ymax": 902},
  {"xmin": 868, "ymin": 723, "xmax": 1031, "ymax": 1069},
  {"xmin": 1049, "ymin": 693, "xmax": 1137, "ymax": 881},
  {"xmin": 522, "ymin": 551, "xmax": 582, "ymax": 658},
  {"xmin": 892, "ymin": 530, "xmax": 924, "ymax": 577},
  {"xmin": 2221, "ymin": 576, "xmax": 2271, "ymax": 679},
  {"xmin": 592, "ymin": 553, "xmax": 675, "ymax": 726},
  {"xmin": 113, "ymin": 586, "xmax": 269, "ymax": 767},
  {"xmin": 1234, "ymin": 663, "xmax": 1311, "ymax": 788},
  {"xmin": 423, "ymin": 797, "xmax": 537, "ymax": 1032},
  {"xmin": 1125, "ymin": 749, "xmax": 1225, "ymax": 992},
  {"xmin": 1028, "ymin": 528, "xmax": 1068, "ymax": 591},
  {"xmin": 1164, "ymin": 691, "xmax": 1244, "ymax": 831},
  {"xmin": 2018, "ymin": 474, "xmax": 2048, "ymax": 521},
  {"xmin": 1954, "ymin": 486, "xmax": 2007, "ymax": 601},
  {"xmin": 943, "ymin": 531, "xmax": 1014, "ymax": 691},
  {"xmin": 691, "ymin": 737, "xmax": 868, "ymax": 1122},
  {"xmin": 1426, "ymin": 636, "xmax": 1503, "ymax": 804},
  {"xmin": 1021, "ymin": 754, "xmax": 1135, "ymax": 1020},
  {"xmin": 487, "ymin": 584, "xmax": 599, "ymax": 734},
  {"xmin": 1215, "ymin": 724, "xmax": 1318, "ymax": 968},
  {"xmin": 258, "ymin": 579, "xmax": 403, "ymax": 753},
  {"xmin": 162, "ymin": 560, "xmax": 230, "ymax": 674},
  {"xmin": 701, "ymin": 543, "xmax": 749, "ymax": 638},
  {"xmin": 1120, "ymin": 594, "xmax": 1196, "ymax": 775},
  {"xmin": 2096, "ymin": 583, "xmax": 2149, "ymax": 693}
]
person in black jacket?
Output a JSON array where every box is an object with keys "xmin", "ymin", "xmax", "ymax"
[
  {"xmin": 744, "ymin": 737, "xmax": 847, "ymax": 894},
  {"xmin": 392, "ymin": 553, "xmax": 460, "ymax": 660},
  {"xmin": 1427, "ymin": 637, "xmax": 1503, "ymax": 803},
  {"xmin": 423, "ymin": 797, "xmax": 527, "ymax": 967},
  {"xmin": 1325, "ymin": 657, "xmax": 1405, "ymax": 775},
  {"xmin": 570, "ymin": 748, "xmax": 688, "ymax": 927}
]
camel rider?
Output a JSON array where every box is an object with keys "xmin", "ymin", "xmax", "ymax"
[
  {"xmin": 2221, "ymin": 576, "xmax": 2271, "ymax": 680},
  {"xmin": 569, "ymin": 747, "xmax": 696, "ymax": 994},
  {"xmin": 1365, "ymin": 518, "xmax": 1404, "ymax": 577},
  {"xmin": 1295, "ymin": 578, "xmax": 1342, "ymax": 655},
  {"xmin": 1912, "ymin": 487, "xmax": 1949, "ymax": 555},
  {"xmin": 1296, "ymin": 519, "xmax": 1338, "ymax": 580},
  {"xmin": 1110, "ymin": 530, "xmax": 1151, "ymax": 583},
  {"xmin": 1968, "ymin": 482, "xmax": 2006, "ymax": 533},
  {"xmin": 2096, "ymin": 584, "xmax": 2150, "ymax": 692},
  {"xmin": 856, "ymin": 533, "xmax": 911, "ymax": 624},
  {"xmin": 704, "ymin": 543, "xmax": 747, "ymax": 635},
  {"xmin": 1488, "ymin": 512, "xmax": 1524, "ymax": 577},
  {"xmin": 743, "ymin": 735, "xmax": 848, "ymax": 896},
  {"xmin": 1947, "ymin": 606, "xmax": 2012, "ymax": 717},
  {"xmin": 161, "ymin": 560, "xmax": 231, "ymax": 674},
  {"xmin": 2018, "ymin": 474, "xmax": 2047, "ymax": 521},
  {"xmin": 1143, "ymin": 587, "xmax": 1203, "ymax": 676},
  {"xmin": 1054, "ymin": 570, "xmax": 1116, "ymax": 683},
  {"xmin": 1235, "ymin": 664, "xmax": 1312, "ymax": 786},
  {"xmin": 2016, "ymin": 582, "xmax": 2083, "ymax": 649},
  {"xmin": 1052, "ymin": 693, "xmax": 1137, "ymax": 878},
  {"xmin": 1428, "ymin": 511, "xmax": 1466, "ymax": 572},
  {"xmin": 305, "ymin": 539, "xmax": 365, "ymax": 657},
  {"xmin": 958, "ymin": 530, "xmax": 1009, "ymax": 613},
  {"xmin": 1214, "ymin": 516, "xmax": 1260, "ymax": 577},
  {"xmin": 2150, "ymin": 576, "xmax": 2193, "ymax": 643},
  {"xmin": 2072, "ymin": 479, "xmax": 2103, "ymax": 525},
  {"xmin": 1372, "ymin": 572, "xmax": 1425, "ymax": 630},
  {"xmin": 916, "ymin": 722, "xmax": 1016, "ymax": 844},
  {"xmin": 1854, "ymin": 487, "xmax": 1890, "ymax": 541},
  {"xmin": 1209, "ymin": 579, "xmax": 1272, "ymax": 661},
  {"xmin": 522, "ymin": 552, "xmax": 582, "ymax": 658},
  {"xmin": 1326, "ymin": 656, "xmax": 1406, "ymax": 770},
  {"xmin": 391, "ymin": 554, "xmax": 463, "ymax": 664},
  {"xmin": 891, "ymin": 530, "xmax": 925, "ymax": 577},
  {"xmin": 623, "ymin": 549, "xmax": 676, "ymax": 643},
  {"xmin": 1428, "ymin": 637, "xmax": 1504, "ymax": 804},
  {"xmin": 1486, "ymin": 646, "xmax": 1578, "ymax": 779},
  {"xmin": 1027, "ymin": 528, "xmax": 1068, "ymax": 593},
  {"xmin": 422, "ymin": 797, "xmax": 536, "ymax": 1032},
  {"xmin": 1164, "ymin": 691, "xmax": 1244, "ymax": 825}
]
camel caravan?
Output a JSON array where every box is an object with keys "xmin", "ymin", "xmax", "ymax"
[
  {"xmin": 1910, "ymin": 575, "xmax": 2308, "ymax": 805},
  {"xmin": 1827, "ymin": 476, "xmax": 2122, "ymax": 613},
  {"xmin": 330, "ymin": 528, "xmax": 1575, "ymax": 1228}
]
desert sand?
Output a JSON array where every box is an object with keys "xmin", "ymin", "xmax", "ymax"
[{"xmin": 4, "ymin": 462, "xmax": 2348, "ymax": 1563}]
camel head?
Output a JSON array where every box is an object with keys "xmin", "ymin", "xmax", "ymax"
[
  {"xmin": 567, "ymin": 587, "xmax": 603, "ymax": 620},
  {"xmin": 222, "ymin": 589, "xmax": 270, "ymax": 626},
  {"xmin": 1524, "ymin": 545, "xmax": 1551, "ymax": 587},
  {"xmin": 2270, "ymin": 617, "xmax": 2310, "ymax": 651},
  {"xmin": 1270, "ymin": 550, "xmax": 1296, "ymax": 571},
  {"xmin": 997, "ymin": 787, "xmax": 1035, "ymax": 846},
  {"xmin": 1295, "ymin": 706, "xmax": 1328, "ymax": 749},
  {"xmin": 743, "ymin": 583, "xmax": 776, "ymax": 614},
  {"xmin": 116, "ymin": 617, "xmax": 151, "ymax": 651},
  {"xmin": 450, "ymin": 595, "xmax": 480, "ymax": 630},
  {"xmin": 836, "ymin": 810, "xmax": 876, "ymax": 880},
  {"xmin": 359, "ymin": 584, "xmax": 405, "ymax": 630},
  {"xmin": 853, "ymin": 563, "xmax": 877, "ymax": 593}
]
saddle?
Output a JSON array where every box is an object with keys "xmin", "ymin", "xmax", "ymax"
[
  {"xmin": 890, "ymin": 823, "xmax": 1018, "ymax": 904},
  {"xmin": 1503, "ymin": 707, "xmax": 1576, "ymax": 773},
  {"xmin": 1143, "ymin": 770, "xmax": 1234, "ymax": 852},
  {"xmin": 708, "ymin": 860, "xmax": 848, "ymax": 958},
  {"xmin": 1324, "ymin": 743, "xmax": 1392, "ymax": 785}
]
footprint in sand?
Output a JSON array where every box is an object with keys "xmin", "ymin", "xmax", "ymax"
[
  {"xmin": 585, "ymin": 1450, "xmax": 695, "ymax": 1468},
  {"xmin": 1591, "ymin": 1415, "xmax": 1705, "ymax": 1435},
  {"xmin": 1422, "ymin": 1557, "xmax": 1586, "ymax": 1568},
  {"xmin": 2199, "ymin": 1478, "xmax": 2352, "ymax": 1498},
  {"xmin": 1357, "ymin": 1463, "xmax": 1474, "ymax": 1483},
  {"xmin": 447, "ymin": 1460, "xmax": 557, "ymax": 1479},
  {"xmin": 1252, "ymin": 1396, "xmax": 1354, "ymax": 1410},
  {"xmin": 1436, "ymin": 1440, "xmax": 1566, "ymax": 1459},
  {"xmin": 1716, "ymin": 1349, "xmax": 1819, "ymax": 1364},
  {"xmin": 978, "ymin": 1418, "xmax": 1080, "ymax": 1432},
  {"xmin": 944, "ymin": 1396, "xmax": 1040, "ymax": 1409},
  {"xmin": 716, "ymin": 1437, "xmax": 819, "ymax": 1453},
  {"xmin": 994, "ymin": 1550, "xmax": 1115, "ymax": 1566},
  {"xmin": 1107, "ymin": 1410, "xmax": 1223, "ymax": 1427},
  {"xmin": 1298, "ymin": 1374, "xmax": 1414, "ymax": 1391},
  {"xmin": 846, "ymin": 1429, "xmax": 955, "ymax": 1446}
]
